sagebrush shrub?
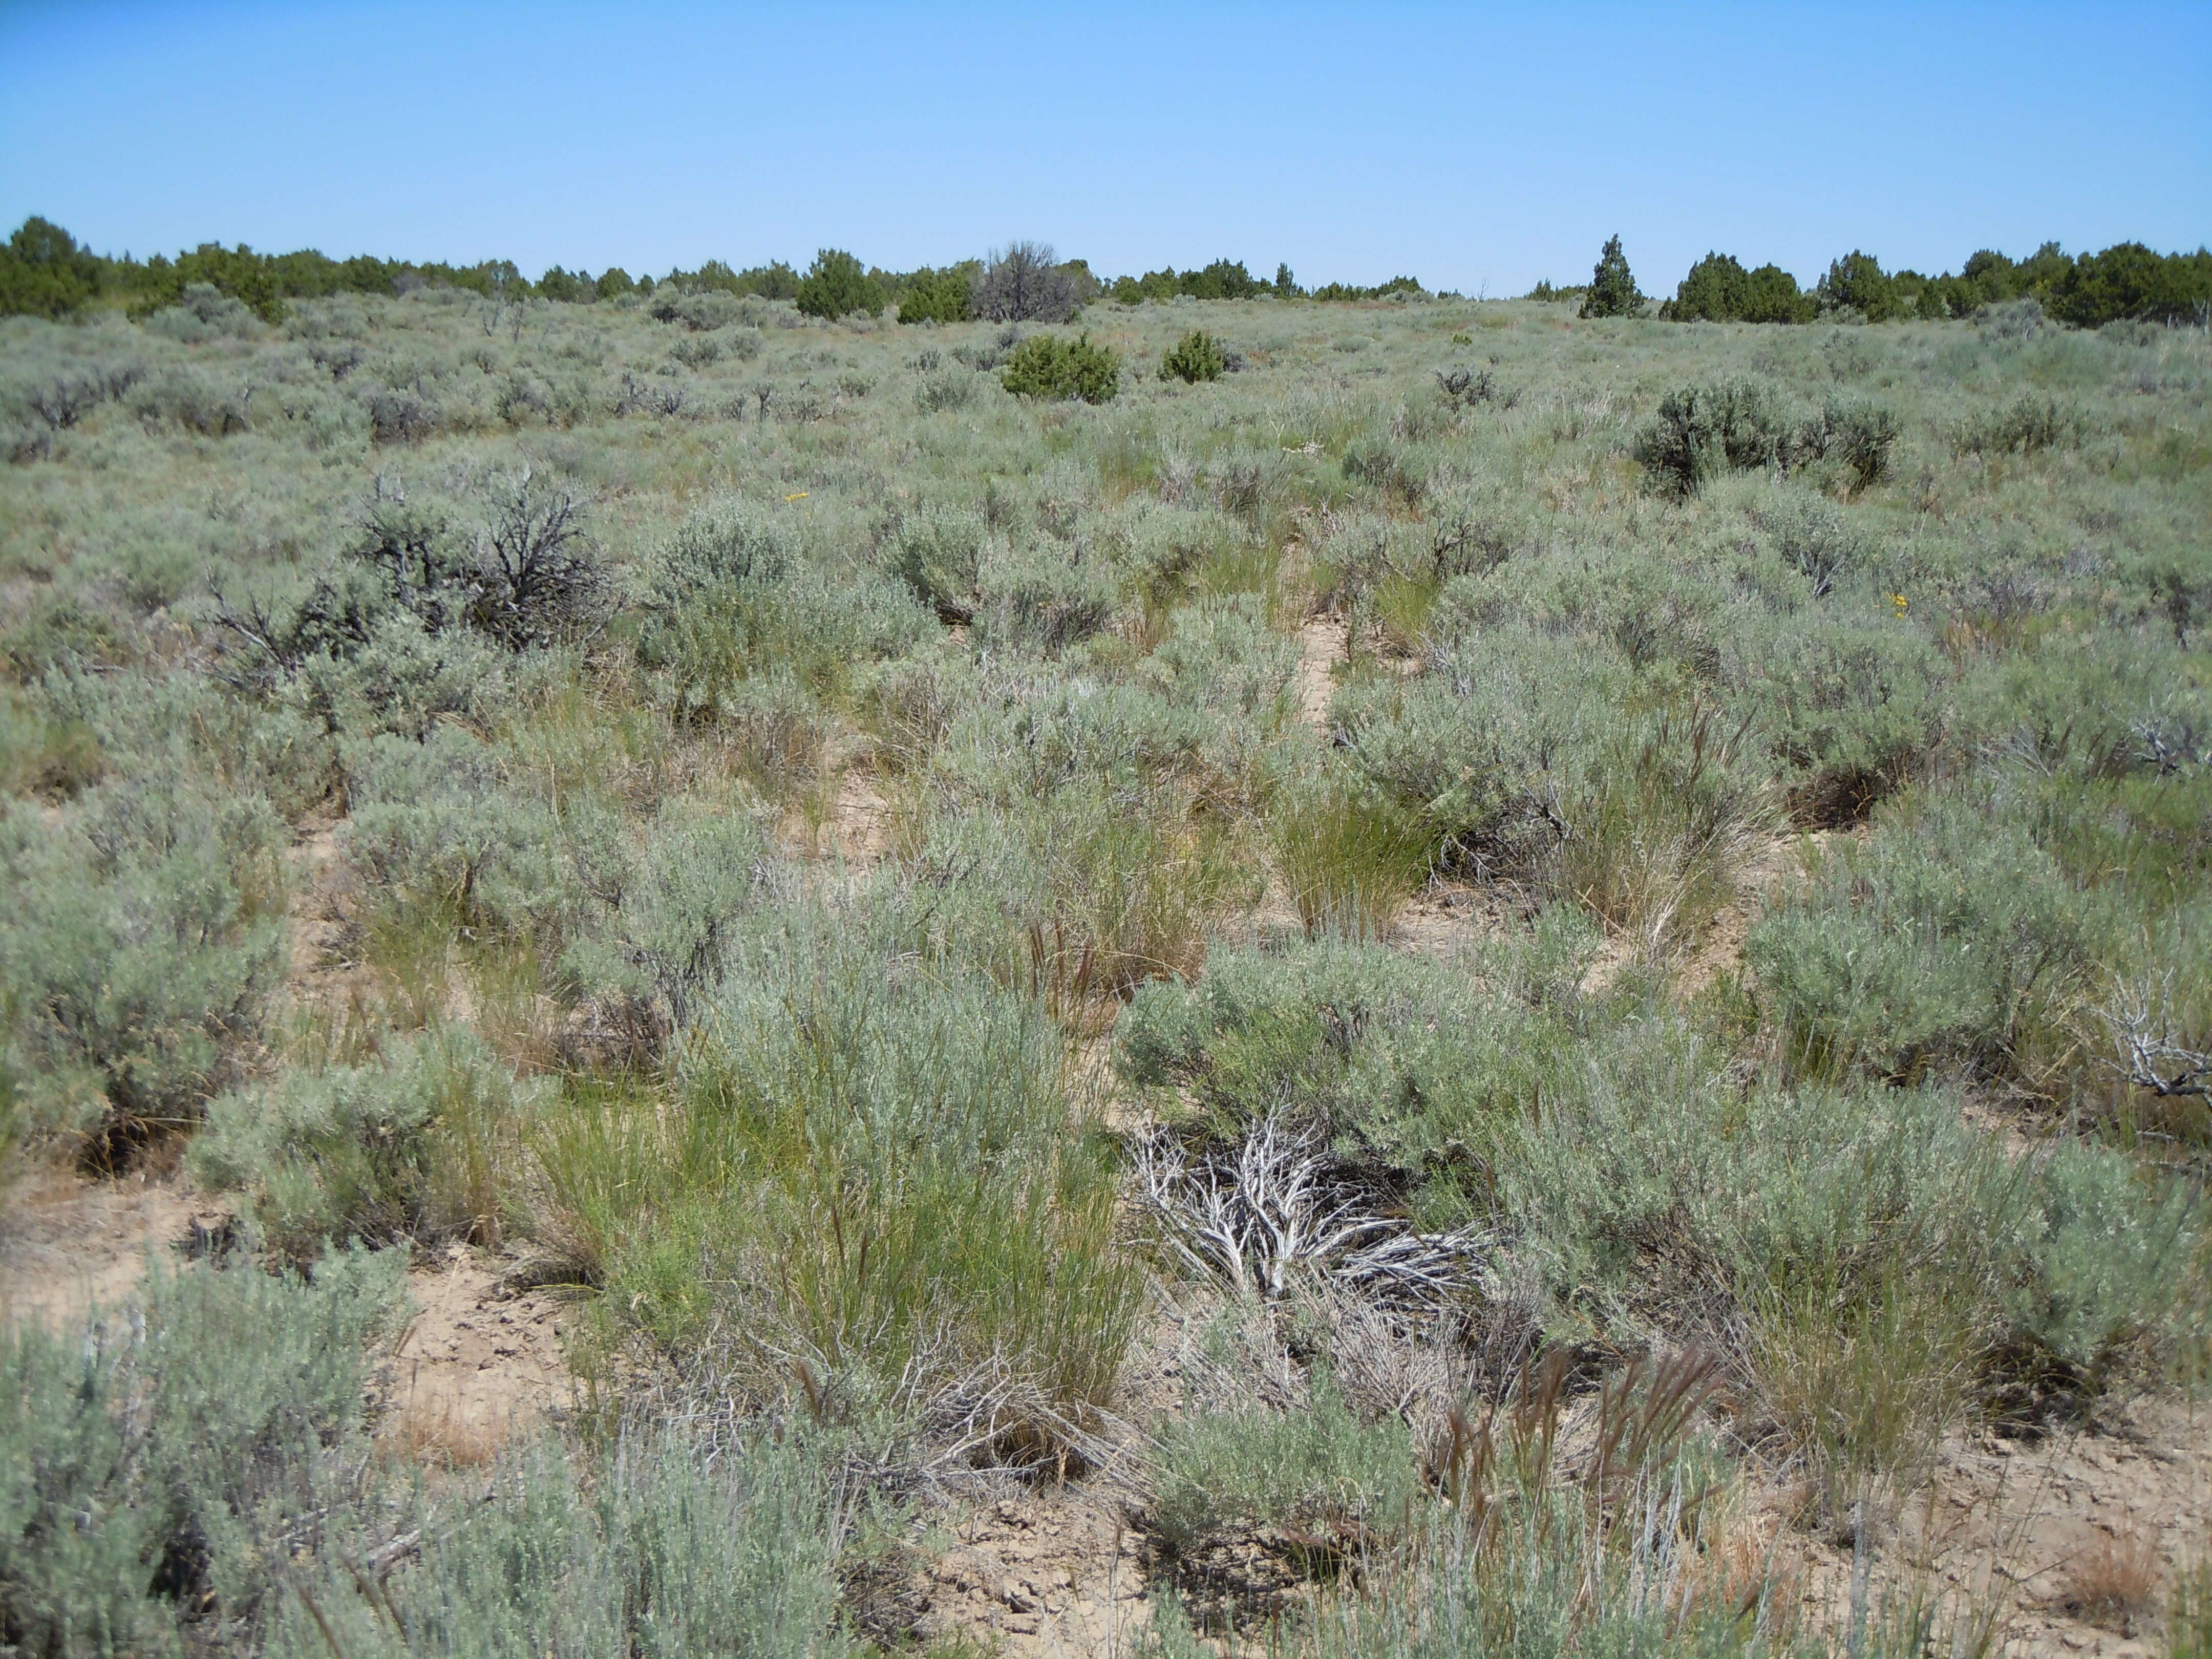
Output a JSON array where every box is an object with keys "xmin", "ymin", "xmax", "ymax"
[
  {"xmin": 1151, "ymin": 1376, "xmax": 1422, "ymax": 1554},
  {"xmin": 347, "ymin": 469, "xmax": 608, "ymax": 649},
  {"xmin": 886, "ymin": 500, "xmax": 987, "ymax": 622},
  {"xmin": 1756, "ymin": 487, "xmax": 1867, "ymax": 598},
  {"xmin": 561, "ymin": 805, "xmax": 781, "ymax": 1034},
  {"xmin": 1797, "ymin": 395, "xmax": 1900, "ymax": 490},
  {"xmin": 1951, "ymin": 392, "xmax": 2087, "ymax": 456},
  {"xmin": 0, "ymin": 1249, "xmax": 405, "ymax": 1652},
  {"xmin": 192, "ymin": 1025, "xmax": 538, "ymax": 1261},
  {"xmin": 1732, "ymin": 609, "xmax": 1946, "ymax": 825},
  {"xmin": 1748, "ymin": 790, "xmax": 2095, "ymax": 1082},
  {"xmin": 1632, "ymin": 378, "xmax": 1789, "ymax": 495},
  {"xmin": 975, "ymin": 537, "xmax": 1119, "ymax": 652},
  {"xmin": 339, "ymin": 726, "xmax": 566, "ymax": 941},
  {"xmin": 0, "ymin": 772, "xmax": 285, "ymax": 1153}
]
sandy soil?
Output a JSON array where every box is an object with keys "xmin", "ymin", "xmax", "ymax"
[
  {"xmin": 0, "ymin": 1164, "xmax": 217, "ymax": 1329},
  {"xmin": 1295, "ymin": 615, "xmax": 1347, "ymax": 733},
  {"xmin": 377, "ymin": 1245, "xmax": 577, "ymax": 1463}
]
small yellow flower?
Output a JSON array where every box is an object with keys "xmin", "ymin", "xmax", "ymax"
[
  {"xmin": 785, "ymin": 492, "xmax": 809, "ymax": 502},
  {"xmin": 1890, "ymin": 592, "xmax": 1908, "ymax": 613}
]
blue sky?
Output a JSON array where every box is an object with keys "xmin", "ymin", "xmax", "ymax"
[{"xmin": 3, "ymin": 2, "xmax": 2207, "ymax": 295}]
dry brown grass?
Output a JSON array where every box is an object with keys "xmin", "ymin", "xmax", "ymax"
[{"xmin": 2059, "ymin": 1528, "xmax": 2164, "ymax": 1635}]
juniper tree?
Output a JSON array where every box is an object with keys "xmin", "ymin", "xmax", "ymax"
[
  {"xmin": 1579, "ymin": 234, "xmax": 1644, "ymax": 318},
  {"xmin": 795, "ymin": 248, "xmax": 885, "ymax": 321}
]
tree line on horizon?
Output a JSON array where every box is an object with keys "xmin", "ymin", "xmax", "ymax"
[
  {"xmin": 2, "ymin": 214, "xmax": 2205, "ymax": 331},
  {"xmin": 1562, "ymin": 231, "xmax": 2212, "ymax": 329}
]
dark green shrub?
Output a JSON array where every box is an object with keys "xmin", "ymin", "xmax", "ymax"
[
  {"xmin": 1816, "ymin": 250, "xmax": 1907, "ymax": 321},
  {"xmin": 1661, "ymin": 252, "xmax": 1816, "ymax": 323},
  {"xmin": 1000, "ymin": 332, "xmax": 1120, "ymax": 403},
  {"xmin": 792, "ymin": 248, "xmax": 884, "ymax": 320},
  {"xmin": 1578, "ymin": 234, "xmax": 1644, "ymax": 318},
  {"xmin": 1309, "ymin": 274, "xmax": 1425, "ymax": 302},
  {"xmin": 1632, "ymin": 379, "xmax": 1789, "ymax": 495},
  {"xmin": 1158, "ymin": 329, "xmax": 1227, "ymax": 384},
  {"xmin": 896, "ymin": 264, "xmax": 972, "ymax": 324},
  {"xmin": 2050, "ymin": 241, "xmax": 2212, "ymax": 327},
  {"xmin": 0, "ymin": 217, "xmax": 107, "ymax": 319}
]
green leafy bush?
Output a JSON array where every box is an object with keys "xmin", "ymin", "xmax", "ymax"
[
  {"xmin": 1001, "ymin": 332, "xmax": 1120, "ymax": 403},
  {"xmin": 2049, "ymin": 240, "xmax": 2212, "ymax": 327},
  {"xmin": 1817, "ymin": 250, "xmax": 1908, "ymax": 321},
  {"xmin": 1158, "ymin": 329, "xmax": 1227, "ymax": 384}
]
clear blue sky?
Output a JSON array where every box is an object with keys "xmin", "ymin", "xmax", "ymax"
[{"xmin": 3, "ymin": 2, "xmax": 2207, "ymax": 295}]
